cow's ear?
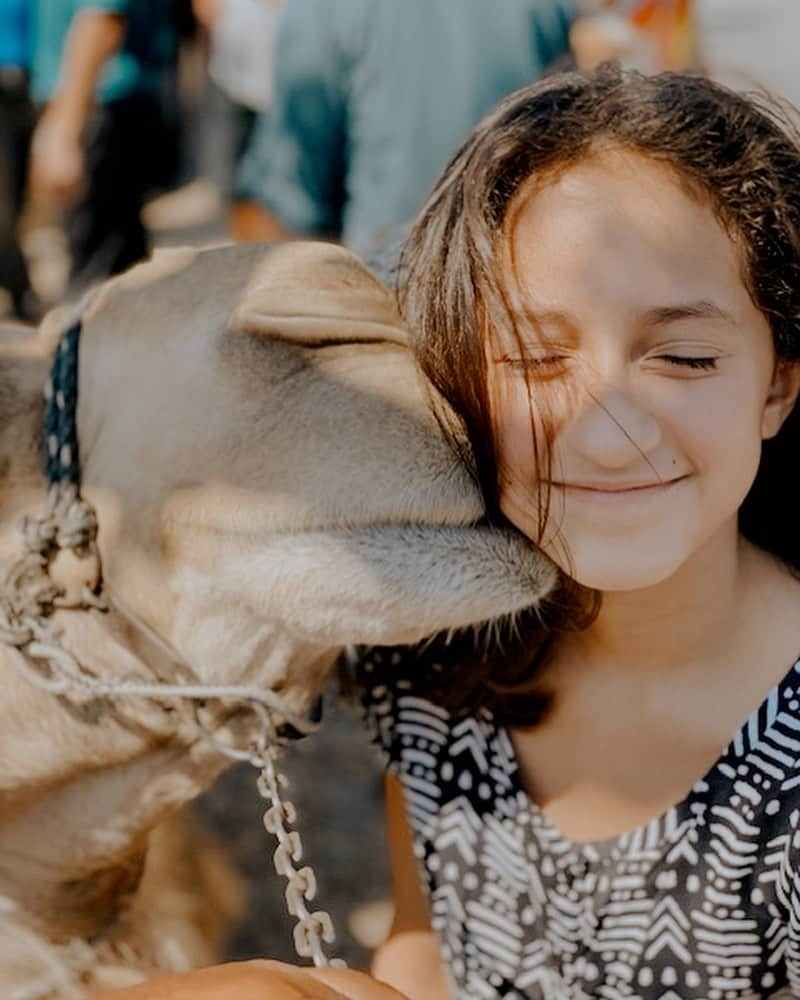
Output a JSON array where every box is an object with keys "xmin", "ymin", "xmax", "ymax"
[
  {"xmin": 228, "ymin": 241, "xmax": 410, "ymax": 348},
  {"xmin": 38, "ymin": 300, "xmax": 85, "ymax": 354}
]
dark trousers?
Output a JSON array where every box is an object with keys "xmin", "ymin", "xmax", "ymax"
[
  {"xmin": 66, "ymin": 93, "xmax": 170, "ymax": 296},
  {"xmin": 0, "ymin": 70, "xmax": 34, "ymax": 311}
]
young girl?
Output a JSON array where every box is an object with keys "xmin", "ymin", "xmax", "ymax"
[{"xmin": 101, "ymin": 65, "xmax": 800, "ymax": 999}]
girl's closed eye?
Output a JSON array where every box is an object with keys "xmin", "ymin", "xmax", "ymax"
[
  {"xmin": 498, "ymin": 353, "xmax": 571, "ymax": 378},
  {"xmin": 498, "ymin": 353, "xmax": 721, "ymax": 376},
  {"xmin": 654, "ymin": 355, "xmax": 718, "ymax": 371}
]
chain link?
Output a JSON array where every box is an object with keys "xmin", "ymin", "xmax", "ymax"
[{"xmin": 250, "ymin": 706, "xmax": 344, "ymax": 968}]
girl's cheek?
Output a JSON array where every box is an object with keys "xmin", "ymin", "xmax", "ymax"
[{"xmin": 675, "ymin": 376, "xmax": 764, "ymax": 452}]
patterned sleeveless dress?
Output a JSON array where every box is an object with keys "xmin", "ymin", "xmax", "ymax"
[{"xmin": 355, "ymin": 648, "xmax": 800, "ymax": 999}]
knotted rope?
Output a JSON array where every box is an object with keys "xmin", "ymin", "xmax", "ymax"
[{"xmin": 0, "ymin": 484, "xmax": 102, "ymax": 647}]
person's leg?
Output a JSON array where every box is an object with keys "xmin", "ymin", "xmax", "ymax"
[
  {"xmin": 65, "ymin": 97, "xmax": 154, "ymax": 296},
  {"xmin": 0, "ymin": 74, "xmax": 36, "ymax": 318}
]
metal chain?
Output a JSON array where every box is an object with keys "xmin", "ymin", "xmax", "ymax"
[
  {"xmin": 195, "ymin": 702, "xmax": 343, "ymax": 970},
  {"xmin": 0, "ymin": 488, "xmax": 342, "ymax": 998},
  {"xmin": 251, "ymin": 706, "xmax": 342, "ymax": 967}
]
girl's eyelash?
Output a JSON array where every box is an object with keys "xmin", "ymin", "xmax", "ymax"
[
  {"xmin": 502, "ymin": 355, "xmax": 719, "ymax": 373},
  {"xmin": 659, "ymin": 355, "xmax": 718, "ymax": 370},
  {"xmin": 504, "ymin": 357, "xmax": 562, "ymax": 369}
]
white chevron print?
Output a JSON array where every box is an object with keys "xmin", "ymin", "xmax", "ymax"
[{"xmin": 356, "ymin": 650, "xmax": 800, "ymax": 998}]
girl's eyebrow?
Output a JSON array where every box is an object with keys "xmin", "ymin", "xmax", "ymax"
[
  {"xmin": 643, "ymin": 300, "xmax": 738, "ymax": 327},
  {"xmin": 518, "ymin": 300, "xmax": 738, "ymax": 329}
]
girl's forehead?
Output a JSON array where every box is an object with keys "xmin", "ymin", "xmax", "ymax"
[
  {"xmin": 508, "ymin": 148, "xmax": 719, "ymax": 248},
  {"xmin": 503, "ymin": 148, "xmax": 748, "ymax": 313},
  {"xmin": 507, "ymin": 145, "xmax": 703, "ymax": 220}
]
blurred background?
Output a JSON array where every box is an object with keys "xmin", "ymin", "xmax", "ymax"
[{"xmin": 2, "ymin": 0, "xmax": 798, "ymax": 969}]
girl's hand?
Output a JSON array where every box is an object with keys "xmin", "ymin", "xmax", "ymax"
[{"xmin": 91, "ymin": 960, "xmax": 411, "ymax": 999}]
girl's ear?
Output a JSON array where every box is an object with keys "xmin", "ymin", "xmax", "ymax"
[{"xmin": 762, "ymin": 361, "xmax": 800, "ymax": 439}]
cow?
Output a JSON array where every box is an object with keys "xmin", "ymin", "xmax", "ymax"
[{"xmin": 0, "ymin": 241, "xmax": 555, "ymax": 996}]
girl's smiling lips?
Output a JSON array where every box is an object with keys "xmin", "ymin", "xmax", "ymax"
[{"xmin": 550, "ymin": 476, "xmax": 688, "ymax": 496}]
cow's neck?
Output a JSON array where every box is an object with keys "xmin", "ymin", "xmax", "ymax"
[{"xmin": 0, "ymin": 332, "xmax": 218, "ymax": 942}]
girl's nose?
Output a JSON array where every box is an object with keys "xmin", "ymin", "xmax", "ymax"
[{"xmin": 566, "ymin": 380, "xmax": 662, "ymax": 469}]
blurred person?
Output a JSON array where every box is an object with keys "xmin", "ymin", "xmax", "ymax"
[
  {"xmin": 624, "ymin": 0, "xmax": 695, "ymax": 69},
  {"xmin": 194, "ymin": 0, "xmax": 282, "ymax": 120},
  {"xmin": 28, "ymin": 0, "xmax": 180, "ymax": 297},
  {"xmin": 192, "ymin": 0, "xmax": 283, "ymax": 208},
  {"xmin": 571, "ymin": 0, "xmax": 697, "ymax": 73},
  {"xmin": 696, "ymin": 0, "xmax": 800, "ymax": 112},
  {"xmin": 232, "ymin": 0, "xmax": 576, "ymax": 261},
  {"xmin": 0, "ymin": 0, "xmax": 40, "ymax": 320}
]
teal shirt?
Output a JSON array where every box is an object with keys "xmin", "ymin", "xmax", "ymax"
[
  {"xmin": 236, "ymin": 0, "xmax": 575, "ymax": 258},
  {"xmin": 0, "ymin": 0, "xmax": 31, "ymax": 69},
  {"xmin": 31, "ymin": 0, "xmax": 177, "ymax": 104}
]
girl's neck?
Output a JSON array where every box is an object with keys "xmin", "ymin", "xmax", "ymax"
[{"xmin": 563, "ymin": 520, "xmax": 775, "ymax": 678}]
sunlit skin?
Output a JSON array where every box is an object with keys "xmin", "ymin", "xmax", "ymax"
[
  {"xmin": 488, "ymin": 147, "xmax": 800, "ymax": 842},
  {"xmin": 491, "ymin": 146, "xmax": 796, "ymax": 593}
]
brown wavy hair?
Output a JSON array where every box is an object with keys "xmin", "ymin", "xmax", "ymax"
[{"xmin": 368, "ymin": 65, "xmax": 800, "ymax": 726}]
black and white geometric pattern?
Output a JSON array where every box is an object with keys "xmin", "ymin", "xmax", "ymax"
[{"xmin": 357, "ymin": 649, "xmax": 800, "ymax": 999}]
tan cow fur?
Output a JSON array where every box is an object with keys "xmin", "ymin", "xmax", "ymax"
[{"xmin": 0, "ymin": 241, "xmax": 555, "ymax": 995}]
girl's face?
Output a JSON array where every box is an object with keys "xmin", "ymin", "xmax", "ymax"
[{"xmin": 489, "ymin": 147, "xmax": 800, "ymax": 591}]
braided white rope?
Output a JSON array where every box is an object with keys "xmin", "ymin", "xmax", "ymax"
[{"xmin": 0, "ymin": 487, "xmax": 343, "ymax": 998}]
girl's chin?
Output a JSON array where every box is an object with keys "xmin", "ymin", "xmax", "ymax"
[
  {"xmin": 552, "ymin": 553, "xmax": 688, "ymax": 593},
  {"xmin": 584, "ymin": 574, "xmax": 678, "ymax": 593}
]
